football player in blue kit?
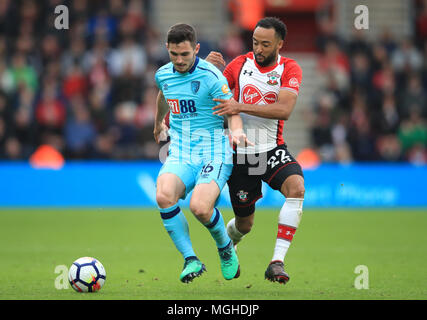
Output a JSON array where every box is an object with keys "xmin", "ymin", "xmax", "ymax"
[{"xmin": 153, "ymin": 23, "xmax": 251, "ymax": 283}]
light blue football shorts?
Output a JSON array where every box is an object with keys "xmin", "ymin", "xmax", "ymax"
[{"xmin": 158, "ymin": 155, "xmax": 233, "ymax": 200}]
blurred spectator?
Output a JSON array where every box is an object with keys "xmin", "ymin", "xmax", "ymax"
[
  {"xmin": 10, "ymin": 85, "xmax": 36, "ymax": 157},
  {"xmin": 311, "ymin": 108, "xmax": 334, "ymax": 162},
  {"xmin": 135, "ymin": 86, "xmax": 161, "ymax": 159},
  {"xmin": 61, "ymin": 37, "xmax": 87, "ymax": 74},
  {"xmin": 350, "ymin": 52, "xmax": 372, "ymax": 93},
  {"xmin": 378, "ymin": 28, "xmax": 398, "ymax": 56},
  {"xmin": 220, "ymin": 24, "xmax": 245, "ymax": 63},
  {"xmin": 64, "ymin": 97, "xmax": 97, "ymax": 159},
  {"xmin": 63, "ymin": 63, "xmax": 88, "ymax": 99},
  {"xmin": 375, "ymin": 94, "xmax": 400, "ymax": 135},
  {"xmin": 9, "ymin": 53, "xmax": 38, "ymax": 93},
  {"xmin": 398, "ymin": 73, "xmax": 427, "ymax": 118},
  {"xmin": 345, "ymin": 91, "xmax": 377, "ymax": 161},
  {"xmin": 35, "ymin": 83, "xmax": 66, "ymax": 140},
  {"xmin": 39, "ymin": 34, "xmax": 62, "ymax": 68},
  {"xmin": 398, "ymin": 107, "xmax": 427, "ymax": 161},
  {"xmin": 315, "ymin": 16, "xmax": 342, "ymax": 53},
  {"xmin": 347, "ymin": 29, "xmax": 371, "ymax": 57},
  {"xmin": 317, "ymin": 40, "xmax": 350, "ymax": 91},
  {"xmin": 110, "ymin": 101, "xmax": 139, "ymax": 159},
  {"xmin": 4, "ymin": 137, "xmax": 23, "ymax": 160},
  {"xmin": 110, "ymin": 35, "xmax": 147, "ymax": 77},
  {"xmin": 0, "ymin": 0, "xmax": 15, "ymax": 36},
  {"xmin": 0, "ymin": 117, "xmax": 6, "ymax": 158},
  {"xmin": 416, "ymin": 0, "xmax": 427, "ymax": 47},
  {"xmin": 87, "ymin": 8, "xmax": 118, "ymax": 45},
  {"xmin": 391, "ymin": 39, "xmax": 423, "ymax": 73},
  {"xmin": 376, "ymin": 134, "xmax": 403, "ymax": 162},
  {"xmin": 70, "ymin": 0, "xmax": 89, "ymax": 23}
]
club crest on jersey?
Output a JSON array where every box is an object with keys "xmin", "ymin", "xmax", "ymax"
[
  {"xmin": 191, "ymin": 81, "xmax": 200, "ymax": 94},
  {"xmin": 267, "ymin": 71, "xmax": 280, "ymax": 85},
  {"xmin": 236, "ymin": 190, "xmax": 249, "ymax": 203}
]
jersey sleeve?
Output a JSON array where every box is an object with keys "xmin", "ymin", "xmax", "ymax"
[
  {"xmin": 210, "ymin": 73, "xmax": 233, "ymax": 101},
  {"xmin": 223, "ymin": 54, "xmax": 247, "ymax": 101},
  {"xmin": 223, "ymin": 55, "xmax": 247, "ymax": 90},
  {"xmin": 154, "ymin": 71, "xmax": 162, "ymax": 90},
  {"xmin": 280, "ymin": 59, "xmax": 302, "ymax": 96}
]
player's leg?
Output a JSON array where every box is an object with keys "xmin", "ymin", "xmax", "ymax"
[
  {"xmin": 226, "ymin": 162, "xmax": 262, "ymax": 248},
  {"xmin": 156, "ymin": 168, "xmax": 206, "ymax": 283},
  {"xmin": 227, "ymin": 213, "xmax": 254, "ymax": 249},
  {"xmin": 265, "ymin": 174, "xmax": 305, "ymax": 284},
  {"xmin": 189, "ymin": 162, "xmax": 240, "ymax": 280},
  {"xmin": 263, "ymin": 145, "xmax": 305, "ymax": 284}
]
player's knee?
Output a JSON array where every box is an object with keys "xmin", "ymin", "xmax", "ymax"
[
  {"xmin": 156, "ymin": 190, "xmax": 176, "ymax": 209},
  {"xmin": 287, "ymin": 185, "xmax": 305, "ymax": 199},
  {"xmin": 236, "ymin": 220, "xmax": 253, "ymax": 235},
  {"xmin": 189, "ymin": 199, "xmax": 213, "ymax": 223},
  {"xmin": 281, "ymin": 177, "xmax": 305, "ymax": 199}
]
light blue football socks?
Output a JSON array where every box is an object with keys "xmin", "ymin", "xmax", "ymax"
[
  {"xmin": 160, "ymin": 204, "xmax": 197, "ymax": 260},
  {"xmin": 204, "ymin": 208, "xmax": 232, "ymax": 249}
]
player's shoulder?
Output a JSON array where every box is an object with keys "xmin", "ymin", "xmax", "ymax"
[
  {"xmin": 279, "ymin": 56, "xmax": 302, "ymax": 73},
  {"xmin": 227, "ymin": 52, "xmax": 252, "ymax": 68},
  {"xmin": 196, "ymin": 58, "xmax": 224, "ymax": 80},
  {"xmin": 155, "ymin": 62, "xmax": 173, "ymax": 78}
]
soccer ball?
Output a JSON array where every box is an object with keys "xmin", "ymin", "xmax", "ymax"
[{"xmin": 68, "ymin": 257, "xmax": 106, "ymax": 292}]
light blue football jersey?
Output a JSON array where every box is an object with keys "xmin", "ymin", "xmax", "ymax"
[{"xmin": 155, "ymin": 57, "xmax": 233, "ymax": 163}]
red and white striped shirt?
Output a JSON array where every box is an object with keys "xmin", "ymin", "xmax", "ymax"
[{"xmin": 223, "ymin": 52, "xmax": 302, "ymax": 154}]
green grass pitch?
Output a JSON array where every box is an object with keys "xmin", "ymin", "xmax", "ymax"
[{"xmin": 0, "ymin": 208, "xmax": 426, "ymax": 300}]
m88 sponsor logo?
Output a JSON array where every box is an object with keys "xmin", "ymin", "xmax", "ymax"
[{"xmin": 167, "ymin": 99, "xmax": 197, "ymax": 114}]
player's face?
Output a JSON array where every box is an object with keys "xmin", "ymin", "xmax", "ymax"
[
  {"xmin": 167, "ymin": 41, "xmax": 200, "ymax": 73},
  {"xmin": 252, "ymin": 27, "xmax": 283, "ymax": 67}
]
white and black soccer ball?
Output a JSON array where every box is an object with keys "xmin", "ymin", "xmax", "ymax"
[{"xmin": 69, "ymin": 257, "xmax": 106, "ymax": 292}]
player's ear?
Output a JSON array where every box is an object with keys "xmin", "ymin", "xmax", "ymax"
[
  {"xmin": 195, "ymin": 43, "xmax": 200, "ymax": 55},
  {"xmin": 165, "ymin": 42, "xmax": 169, "ymax": 50},
  {"xmin": 277, "ymin": 39, "xmax": 284, "ymax": 51}
]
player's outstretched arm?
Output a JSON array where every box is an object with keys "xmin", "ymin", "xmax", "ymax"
[
  {"xmin": 214, "ymin": 90, "xmax": 298, "ymax": 121},
  {"xmin": 153, "ymin": 90, "xmax": 169, "ymax": 144}
]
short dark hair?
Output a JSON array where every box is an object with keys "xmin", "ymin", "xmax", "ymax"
[
  {"xmin": 255, "ymin": 17, "xmax": 287, "ymax": 40},
  {"xmin": 167, "ymin": 23, "xmax": 197, "ymax": 47}
]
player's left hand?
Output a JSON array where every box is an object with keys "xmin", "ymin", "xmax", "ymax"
[
  {"xmin": 230, "ymin": 128, "xmax": 254, "ymax": 147},
  {"xmin": 205, "ymin": 51, "xmax": 226, "ymax": 69},
  {"xmin": 213, "ymin": 98, "xmax": 241, "ymax": 116}
]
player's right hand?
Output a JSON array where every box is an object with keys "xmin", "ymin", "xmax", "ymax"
[
  {"xmin": 153, "ymin": 121, "xmax": 169, "ymax": 144},
  {"xmin": 231, "ymin": 128, "xmax": 254, "ymax": 148},
  {"xmin": 205, "ymin": 51, "xmax": 226, "ymax": 69}
]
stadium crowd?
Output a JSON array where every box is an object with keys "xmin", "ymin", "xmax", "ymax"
[
  {"xmin": 0, "ymin": 0, "xmax": 426, "ymax": 164},
  {"xmin": 310, "ymin": 0, "xmax": 427, "ymax": 164},
  {"xmin": 0, "ymin": 0, "xmax": 166, "ymax": 160}
]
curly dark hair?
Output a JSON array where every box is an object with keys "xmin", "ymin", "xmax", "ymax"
[{"xmin": 255, "ymin": 17, "xmax": 287, "ymax": 40}]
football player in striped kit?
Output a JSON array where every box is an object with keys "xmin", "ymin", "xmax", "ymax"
[{"xmin": 206, "ymin": 17, "xmax": 305, "ymax": 285}]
